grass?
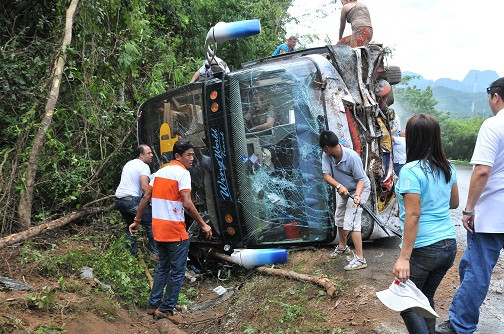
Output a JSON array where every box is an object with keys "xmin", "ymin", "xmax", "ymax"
[
  {"xmin": 450, "ymin": 159, "xmax": 471, "ymax": 167},
  {"xmin": 223, "ymin": 248, "xmax": 351, "ymax": 333}
]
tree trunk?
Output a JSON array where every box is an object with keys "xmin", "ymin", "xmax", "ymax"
[
  {"xmin": 0, "ymin": 204, "xmax": 113, "ymax": 249},
  {"xmin": 17, "ymin": 0, "xmax": 80, "ymax": 229}
]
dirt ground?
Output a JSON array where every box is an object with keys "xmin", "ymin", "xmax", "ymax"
[{"xmin": 3, "ymin": 235, "xmax": 492, "ymax": 334}]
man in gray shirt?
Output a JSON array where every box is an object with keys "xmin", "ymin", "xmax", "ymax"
[{"xmin": 319, "ymin": 130, "xmax": 371, "ymax": 270}]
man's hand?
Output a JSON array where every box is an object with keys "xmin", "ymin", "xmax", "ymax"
[
  {"xmin": 129, "ymin": 221, "xmax": 140, "ymax": 234},
  {"xmin": 462, "ymin": 214, "xmax": 474, "ymax": 234},
  {"xmin": 338, "ymin": 184, "xmax": 349, "ymax": 196},
  {"xmin": 201, "ymin": 223, "xmax": 212, "ymax": 239},
  {"xmin": 353, "ymin": 194, "xmax": 361, "ymax": 205}
]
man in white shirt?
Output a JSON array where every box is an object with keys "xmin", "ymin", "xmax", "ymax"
[
  {"xmin": 189, "ymin": 57, "xmax": 229, "ymax": 83},
  {"xmin": 437, "ymin": 77, "xmax": 504, "ymax": 334},
  {"xmin": 114, "ymin": 144, "xmax": 158, "ymax": 259},
  {"xmin": 392, "ymin": 130, "xmax": 406, "ymax": 176}
]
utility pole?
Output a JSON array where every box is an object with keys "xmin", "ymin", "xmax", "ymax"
[{"xmin": 471, "ymin": 73, "xmax": 477, "ymax": 113}]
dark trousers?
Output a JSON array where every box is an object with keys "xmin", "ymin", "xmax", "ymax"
[
  {"xmin": 401, "ymin": 239, "xmax": 457, "ymax": 334},
  {"xmin": 114, "ymin": 196, "xmax": 158, "ymax": 256},
  {"xmin": 148, "ymin": 239, "xmax": 189, "ymax": 313}
]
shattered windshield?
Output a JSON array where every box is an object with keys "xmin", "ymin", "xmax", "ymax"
[{"xmin": 226, "ymin": 58, "xmax": 334, "ymax": 245}]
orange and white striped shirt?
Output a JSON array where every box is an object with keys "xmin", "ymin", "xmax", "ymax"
[{"xmin": 150, "ymin": 160, "xmax": 191, "ymax": 242}]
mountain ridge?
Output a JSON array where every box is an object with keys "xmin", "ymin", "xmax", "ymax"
[
  {"xmin": 397, "ymin": 70, "xmax": 499, "ymax": 117},
  {"xmin": 402, "ymin": 69, "xmax": 500, "ymax": 93}
]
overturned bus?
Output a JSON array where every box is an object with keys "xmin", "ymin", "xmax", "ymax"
[{"xmin": 137, "ymin": 20, "xmax": 402, "ymax": 250}]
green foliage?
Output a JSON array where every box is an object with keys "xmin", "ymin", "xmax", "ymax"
[
  {"xmin": 442, "ymin": 117, "xmax": 484, "ymax": 160},
  {"xmin": 432, "ymin": 86, "xmax": 490, "ymax": 118},
  {"xmin": 242, "ymin": 324, "xmax": 257, "ymax": 333},
  {"xmin": 58, "ymin": 276, "xmax": 85, "ymax": 294},
  {"xmin": 268, "ymin": 299, "xmax": 305, "ymax": 323},
  {"xmin": 18, "ymin": 236, "xmax": 151, "ymax": 307},
  {"xmin": 33, "ymin": 324, "xmax": 65, "ymax": 334},
  {"xmin": 88, "ymin": 295, "xmax": 121, "ymax": 320},
  {"xmin": 0, "ymin": 316, "xmax": 24, "ymax": 332},
  {"xmin": 394, "ymin": 79, "xmax": 486, "ymax": 160},
  {"xmin": 21, "ymin": 242, "xmax": 97, "ymax": 277},
  {"xmin": 27, "ymin": 286, "xmax": 57, "ymax": 311},
  {"xmin": 92, "ymin": 237, "xmax": 151, "ymax": 306},
  {"xmin": 0, "ymin": 0, "xmax": 294, "ymax": 233}
]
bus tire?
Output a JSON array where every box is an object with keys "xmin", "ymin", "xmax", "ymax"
[{"xmin": 386, "ymin": 65, "xmax": 402, "ymax": 85}]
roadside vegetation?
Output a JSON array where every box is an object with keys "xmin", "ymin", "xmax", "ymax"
[
  {"xmin": 1, "ymin": 218, "xmax": 356, "ymax": 333},
  {"xmin": 394, "ymin": 76, "xmax": 486, "ymax": 161}
]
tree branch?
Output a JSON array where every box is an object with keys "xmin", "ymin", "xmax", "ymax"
[
  {"xmin": 0, "ymin": 204, "xmax": 113, "ymax": 249},
  {"xmin": 17, "ymin": 0, "xmax": 81, "ymax": 229}
]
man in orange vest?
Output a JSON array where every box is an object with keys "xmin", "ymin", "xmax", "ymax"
[{"xmin": 130, "ymin": 140, "xmax": 212, "ymax": 323}]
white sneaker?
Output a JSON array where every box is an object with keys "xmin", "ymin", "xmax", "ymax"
[
  {"xmin": 329, "ymin": 246, "xmax": 352, "ymax": 258},
  {"xmin": 344, "ymin": 255, "xmax": 367, "ymax": 271}
]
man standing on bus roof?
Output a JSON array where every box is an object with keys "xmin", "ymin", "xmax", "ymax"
[
  {"xmin": 272, "ymin": 36, "xmax": 297, "ymax": 56},
  {"xmin": 130, "ymin": 140, "xmax": 212, "ymax": 323},
  {"xmin": 319, "ymin": 130, "xmax": 371, "ymax": 271}
]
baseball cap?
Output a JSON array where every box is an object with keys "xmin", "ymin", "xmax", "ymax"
[{"xmin": 376, "ymin": 278, "xmax": 439, "ymax": 319}]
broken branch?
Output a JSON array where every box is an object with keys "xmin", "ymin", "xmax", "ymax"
[{"xmin": 210, "ymin": 251, "xmax": 339, "ymax": 298}]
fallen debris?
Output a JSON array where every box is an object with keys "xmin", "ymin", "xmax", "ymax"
[
  {"xmin": 0, "ymin": 277, "xmax": 33, "ymax": 291},
  {"xmin": 79, "ymin": 266, "xmax": 112, "ymax": 291},
  {"xmin": 211, "ymin": 251, "xmax": 340, "ymax": 297},
  {"xmin": 190, "ymin": 289, "xmax": 234, "ymax": 312}
]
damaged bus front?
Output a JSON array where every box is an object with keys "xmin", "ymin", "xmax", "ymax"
[{"xmin": 137, "ymin": 21, "xmax": 402, "ymax": 250}]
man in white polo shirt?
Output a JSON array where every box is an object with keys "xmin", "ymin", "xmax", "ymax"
[
  {"xmin": 114, "ymin": 144, "xmax": 158, "ymax": 259},
  {"xmin": 437, "ymin": 77, "xmax": 504, "ymax": 334}
]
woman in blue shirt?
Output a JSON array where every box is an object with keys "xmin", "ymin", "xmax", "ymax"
[{"xmin": 393, "ymin": 114, "xmax": 459, "ymax": 334}]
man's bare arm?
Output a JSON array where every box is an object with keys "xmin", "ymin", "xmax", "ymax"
[{"xmin": 181, "ymin": 191, "xmax": 212, "ymax": 238}]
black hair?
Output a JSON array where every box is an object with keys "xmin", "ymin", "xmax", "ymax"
[
  {"xmin": 489, "ymin": 77, "xmax": 504, "ymax": 98},
  {"xmin": 405, "ymin": 113, "xmax": 451, "ymax": 183},
  {"xmin": 173, "ymin": 140, "xmax": 194, "ymax": 157},
  {"xmin": 318, "ymin": 130, "xmax": 339, "ymax": 148},
  {"xmin": 135, "ymin": 144, "xmax": 149, "ymax": 158}
]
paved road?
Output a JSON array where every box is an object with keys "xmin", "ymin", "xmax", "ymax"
[{"xmin": 452, "ymin": 166, "xmax": 504, "ymax": 332}]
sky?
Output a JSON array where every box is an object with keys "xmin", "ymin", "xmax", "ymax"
[{"xmin": 286, "ymin": 0, "xmax": 503, "ymax": 82}]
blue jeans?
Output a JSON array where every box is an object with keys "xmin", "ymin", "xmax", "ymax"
[
  {"xmin": 148, "ymin": 239, "xmax": 189, "ymax": 313},
  {"xmin": 114, "ymin": 196, "xmax": 158, "ymax": 256},
  {"xmin": 401, "ymin": 239, "xmax": 457, "ymax": 334},
  {"xmin": 449, "ymin": 232, "xmax": 504, "ymax": 334}
]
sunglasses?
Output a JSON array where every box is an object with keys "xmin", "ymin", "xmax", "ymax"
[{"xmin": 487, "ymin": 86, "xmax": 502, "ymax": 94}]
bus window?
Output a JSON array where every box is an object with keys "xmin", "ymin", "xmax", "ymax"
[{"xmin": 226, "ymin": 58, "xmax": 334, "ymax": 245}]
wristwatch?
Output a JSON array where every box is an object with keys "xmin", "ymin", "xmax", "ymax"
[
  {"xmin": 336, "ymin": 184, "xmax": 341, "ymax": 190},
  {"xmin": 462, "ymin": 209, "xmax": 475, "ymax": 216}
]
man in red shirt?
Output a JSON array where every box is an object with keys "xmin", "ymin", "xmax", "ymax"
[{"xmin": 130, "ymin": 140, "xmax": 212, "ymax": 323}]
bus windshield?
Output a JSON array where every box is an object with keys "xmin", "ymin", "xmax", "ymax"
[{"xmin": 225, "ymin": 57, "xmax": 334, "ymax": 245}]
